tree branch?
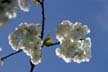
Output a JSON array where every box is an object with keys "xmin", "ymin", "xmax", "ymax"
[
  {"xmin": 42, "ymin": 42, "xmax": 60, "ymax": 47},
  {"xmin": 40, "ymin": 0, "xmax": 45, "ymax": 39},
  {"xmin": 46, "ymin": 42, "xmax": 60, "ymax": 47},
  {"xmin": 30, "ymin": 0, "xmax": 45, "ymax": 72},
  {"xmin": 30, "ymin": 60, "xmax": 35, "ymax": 72},
  {"xmin": 1, "ymin": 50, "xmax": 22, "ymax": 61}
]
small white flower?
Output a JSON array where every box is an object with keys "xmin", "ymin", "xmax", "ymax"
[
  {"xmin": 57, "ymin": 20, "xmax": 72, "ymax": 38},
  {"xmin": 56, "ymin": 20, "xmax": 90, "ymax": 41},
  {"xmin": 8, "ymin": 22, "xmax": 42, "ymax": 65},
  {"xmin": 56, "ymin": 48, "xmax": 72, "ymax": 63},
  {"xmin": 56, "ymin": 38, "xmax": 82, "ymax": 63},
  {"xmin": 56, "ymin": 20, "xmax": 91, "ymax": 63},
  {"xmin": 72, "ymin": 22, "xmax": 90, "ymax": 40},
  {"xmin": 6, "ymin": 10, "xmax": 17, "ymax": 19},
  {"xmin": 30, "ymin": 47, "xmax": 42, "ymax": 65},
  {"xmin": 72, "ymin": 37, "xmax": 92, "ymax": 63},
  {"xmin": 0, "ymin": 0, "xmax": 18, "ymax": 27},
  {"xmin": 18, "ymin": 0, "xmax": 30, "ymax": 12}
]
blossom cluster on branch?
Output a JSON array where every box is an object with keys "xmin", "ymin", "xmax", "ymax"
[
  {"xmin": 0, "ymin": 0, "xmax": 92, "ymax": 72},
  {"xmin": 56, "ymin": 20, "xmax": 91, "ymax": 63},
  {"xmin": 8, "ymin": 22, "xmax": 42, "ymax": 65}
]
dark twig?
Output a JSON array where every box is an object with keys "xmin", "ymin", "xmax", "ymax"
[
  {"xmin": 30, "ymin": 60, "xmax": 35, "ymax": 72},
  {"xmin": 1, "ymin": 50, "xmax": 22, "ymax": 61},
  {"xmin": 40, "ymin": 0, "xmax": 45, "ymax": 39},
  {"xmin": 30, "ymin": 0, "xmax": 45, "ymax": 72},
  {"xmin": 46, "ymin": 42, "xmax": 60, "ymax": 47},
  {"xmin": 42, "ymin": 42, "xmax": 60, "ymax": 47}
]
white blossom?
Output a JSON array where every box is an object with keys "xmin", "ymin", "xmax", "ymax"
[
  {"xmin": 0, "ymin": 0, "xmax": 18, "ymax": 27},
  {"xmin": 0, "ymin": 0, "xmax": 32, "ymax": 27},
  {"xmin": 8, "ymin": 22, "xmax": 42, "ymax": 65},
  {"xmin": 72, "ymin": 38, "xmax": 91, "ymax": 63},
  {"xmin": 56, "ymin": 20, "xmax": 91, "ymax": 63},
  {"xmin": 30, "ymin": 47, "xmax": 42, "ymax": 65},
  {"xmin": 18, "ymin": 0, "xmax": 30, "ymax": 12},
  {"xmin": 57, "ymin": 20, "xmax": 90, "ymax": 41},
  {"xmin": 72, "ymin": 22, "xmax": 90, "ymax": 40},
  {"xmin": 56, "ymin": 20, "xmax": 72, "ymax": 39}
]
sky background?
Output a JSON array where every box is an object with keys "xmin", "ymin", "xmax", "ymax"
[{"xmin": 0, "ymin": 0, "xmax": 108, "ymax": 72}]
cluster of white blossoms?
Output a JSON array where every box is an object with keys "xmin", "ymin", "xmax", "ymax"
[
  {"xmin": 56, "ymin": 20, "xmax": 91, "ymax": 63},
  {"xmin": 0, "ymin": 0, "xmax": 30, "ymax": 27},
  {"xmin": 8, "ymin": 22, "xmax": 42, "ymax": 65}
]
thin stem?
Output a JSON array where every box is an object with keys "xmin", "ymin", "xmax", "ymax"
[
  {"xmin": 40, "ymin": 0, "xmax": 45, "ymax": 39},
  {"xmin": 46, "ymin": 42, "xmax": 60, "ymax": 47},
  {"xmin": 30, "ymin": 60, "xmax": 35, "ymax": 72},
  {"xmin": 30, "ymin": 0, "xmax": 45, "ymax": 72},
  {"xmin": 42, "ymin": 42, "xmax": 60, "ymax": 47},
  {"xmin": 1, "ymin": 50, "xmax": 22, "ymax": 61}
]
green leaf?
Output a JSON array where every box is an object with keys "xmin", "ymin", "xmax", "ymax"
[{"xmin": 43, "ymin": 33, "xmax": 53, "ymax": 46}]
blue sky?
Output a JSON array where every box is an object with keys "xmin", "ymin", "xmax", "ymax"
[{"xmin": 0, "ymin": 0, "xmax": 108, "ymax": 72}]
